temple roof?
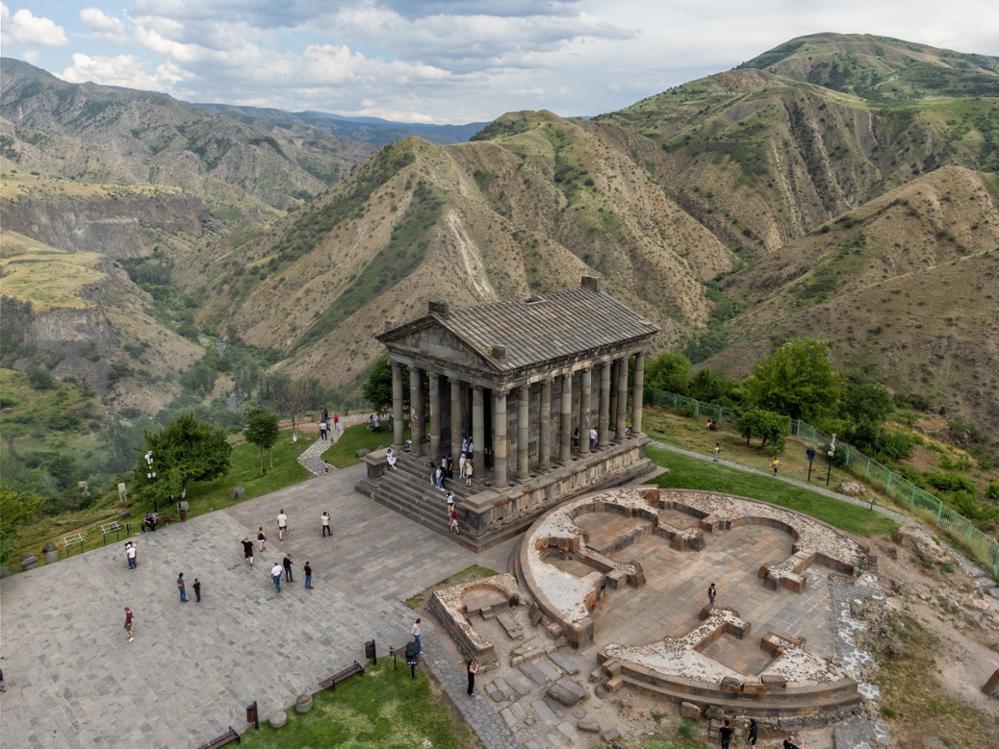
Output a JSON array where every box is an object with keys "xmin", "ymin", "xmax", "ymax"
[{"xmin": 378, "ymin": 285, "xmax": 660, "ymax": 372}]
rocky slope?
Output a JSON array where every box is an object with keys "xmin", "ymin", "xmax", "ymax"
[{"xmin": 0, "ymin": 58, "xmax": 373, "ymax": 218}]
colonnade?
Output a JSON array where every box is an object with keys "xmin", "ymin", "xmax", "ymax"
[{"xmin": 390, "ymin": 351, "xmax": 645, "ymax": 487}]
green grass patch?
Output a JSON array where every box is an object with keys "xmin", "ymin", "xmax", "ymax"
[
  {"xmin": 404, "ymin": 564, "xmax": 499, "ymax": 610},
  {"xmin": 647, "ymin": 445, "xmax": 897, "ymax": 537},
  {"xmin": 639, "ymin": 718, "xmax": 709, "ymax": 749},
  {"xmin": 239, "ymin": 657, "xmax": 477, "ymax": 749},
  {"xmin": 322, "ymin": 424, "xmax": 410, "ymax": 469}
]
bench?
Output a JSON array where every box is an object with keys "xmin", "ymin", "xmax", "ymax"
[
  {"xmin": 99, "ymin": 521, "xmax": 122, "ymax": 538},
  {"xmin": 140, "ymin": 514, "xmax": 173, "ymax": 532},
  {"xmin": 196, "ymin": 726, "xmax": 239, "ymax": 749},
  {"xmin": 319, "ymin": 660, "xmax": 365, "ymax": 690},
  {"xmin": 62, "ymin": 533, "xmax": 85, "ymax": 550}
]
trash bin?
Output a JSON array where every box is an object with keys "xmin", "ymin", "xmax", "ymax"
[
  {"xmin": 246, "ymin": 702, "xmax": 257, "ymax": 725},
  {"xmin": 365, "ymin": 639, "xmax": 377, "ymax": 664},
  {"xmin": 178, "ymin": 500, "xmax": 189, "ymax": 522}
]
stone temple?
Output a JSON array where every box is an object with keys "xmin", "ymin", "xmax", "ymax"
[{"xmin": 358, "ymin": 277, "xmax": 660, "ymax": 550}]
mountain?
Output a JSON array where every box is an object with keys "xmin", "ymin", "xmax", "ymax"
[
  {"xmin": 195, "ymin": 34, "xmax": 999, "ymax": 438},
  {"xmin": 739, "ymin": 33, "xmax": 999, "ymax": 100},
  {"xmin": 0, "ymin": 58, "xmax": 373, "ymax": 218},
  {"xmin": 197, "ymin": 103, "xmax": 487, "ymax": 147}
]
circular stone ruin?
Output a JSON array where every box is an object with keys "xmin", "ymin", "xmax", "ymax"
[{"xmin": 516, "ymin": 485, "xmax": 881, "ymax": 723}]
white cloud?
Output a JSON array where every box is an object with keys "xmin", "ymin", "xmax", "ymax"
[
  {"xmin": 60, "ymin": 53, "xmax": 189, "ymax": 90},
  {"xmin": 80, "ymin": 7, "xmax": 127, "ymax": 41},
  {"xmin": 0, "ymin": 2, "xmax": 69, "ymax": 46}
]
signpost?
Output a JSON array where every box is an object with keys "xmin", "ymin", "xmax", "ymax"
[
  {"xmin": 825, "ymin": 434, "xmax": 837, "ymax": 488},
  {"xmin": 805, "ymin": 447, "xmax": 816, "ymax": 482}
]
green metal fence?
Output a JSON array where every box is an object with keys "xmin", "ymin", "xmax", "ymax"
[{"xmin": 645, "ymin": 388, "xmax": 999, "ymax": 576}]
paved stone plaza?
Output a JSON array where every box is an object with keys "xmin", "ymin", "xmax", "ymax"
[{"xmin": 0, "ymin": 464, "xmax": 500, "ymax": 749}]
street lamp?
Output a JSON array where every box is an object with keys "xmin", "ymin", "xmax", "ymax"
[
  {"xmin": 825, "ymin": 434, "xmax": 836, "ymax": 488},
  {"xmin": 806, "ymin": 447, "xmax": 816, "ymax": 482},
  {"xmin": 145, "ymin": 451, "xmax": 158, "ymax": 512}
]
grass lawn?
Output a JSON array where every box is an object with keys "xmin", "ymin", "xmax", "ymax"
[
  {"xmin": 647, "ymin": 445, "xmax": 897, "ymax": 538},
  {"xmin": 323, "ymin": 424, "xmax": 409, "ymax": 468},
  {"xmin": 239, "ymin": 657, "xmax": 478, "ymax": 749},
  {"xmin": 13, "ymin": 430, "xmax": 313, "ymax": 569},
  {"xmin": 405, "ymin": 564, "xmax": 499, "ymax": 610}
]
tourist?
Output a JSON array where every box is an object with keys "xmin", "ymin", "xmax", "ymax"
[
  {"xmin": 446, "ymin": 490, "xmax": 455, "ymax": 514},
  {"xmin": 782, "ymin": 736, "xmax": 800, "ymax": 749},
  {"xmin": 412, "ymin": 619, "xmax": 422, "ymax": 652},
  {"xmin": 144, "ymin": 512, "xmax": 157, "ymax": 532},
  {"xmin": 719, "ymin": 718, "xmax": 734, "ymax": 749},
  {"xmin": 177, "ymin": 573, "xmax": 187, "ymax": 603},
  {"xmin": 466, "ymin": 658, "xmax": 479, "ymax": 696},
  {"xmin": 0, "ymin": 661, "xmax": 5, "ymax": 693},
  {"xmin": 193, "ymin": 578, "xmax": 202, "ymax": 603},
  {"xmin": 449, "ymin": 508, "xmax": 460, "ymax": 535},
  {"xmin": 386, "ymin": 448, "xmax": 398, "ymax": 469},
  {"xmin": 464, "ymin": 460, "xmax": 474, "ymax": 487},
  {"xmin": 461, "ymin": 436, "xmax": 470, "ymax": 455},
  {"xmin": 320, "ymin": 420, "xmax": 328, "ymax": 441},
  {"xmin": 429, "ymin": 462, "xmax": 438, "ymax": 489},
  {"xmin": 589, "ymin": 426, "xmax": 597, "ymax": 450},
  {"xmin": 257, "ymin": 526, "xmax": 267, "ymax": 552},
  {"xmin": 458, "ymin": 452, "xmax": 467, "ymax": 477},
  {"xmin": 123, "ymin": 607, "xmax": 135, "ymax": 642},
  {"xmin": 322, "ymin": 407, "xmax": 329, "ymax": 424},
  {"xmin": 304, "ymin": 561, "xmax": 313, "ymax": 590},
  {"xmin": 125, "ymin": 541, "xmax": 137, "ymax": 570},
  {"xmin": 713, "ymin": 442, "xmax": 721, "ymax": 463},
  {"xmin": 321, "ymin": 511, "xmax": 332, "ymax": 537},
  {"xmin": 277, "ymin": 509, "xmax": 288, "ymax": 540},
  {"xmin": 333, "ymin": 413, "xmax": 340, "ymax": 432},
  {"xmin": 386, "ymin": 413, "xmax": 393, "ymax": 432},
  {"xmin": 271, "ymin": 561, "xmax": 283, "ymax": 592},
  {"xmin": 445, "ymin": 455, "xmax": 454, "ymax": 479},
  {"xmin": 435, "ymin": 465, "xmax": 446, "ymax": 491},
  {"xmin": 282, "ymin": 554, "xmax": 294, "ymax": 583},
  {"xmin": 368, "ymin": 414, "xmax": 376, "ymax": 431},
  {"xmin": 573, "ymin": 427, "xmax": 580, "ymax": 451},
  {"xmin": 241, "ymin": 537, "xmax": 255, "ymax": 566},
  {"xmin": 771, "ymin": 457, "xmax": 781, "ymax": 475},
  {"xmin": 374, "ymin": 414, "xmax": 381, "ymax": 431},
  {"xmin": 747, "ymin": 718, "xmax": 758, "ymax": 746},
  {"xmin": 708, "ymin": 582, "xmax": 717, "ymax": 607}
]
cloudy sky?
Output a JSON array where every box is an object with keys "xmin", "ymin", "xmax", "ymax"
[{"xmin": 2, "ymin": 1, "xmax": 997, "ymax": 123}]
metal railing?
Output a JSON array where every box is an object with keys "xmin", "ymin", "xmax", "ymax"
[{"xmin": 644, "ymin": 388, "xmax": 999, "ymax": 576}]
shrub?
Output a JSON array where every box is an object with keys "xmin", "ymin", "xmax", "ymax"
[
  {"xmin": 25, "ymin": 366, "xmax": 55, "ymax": 390},
  {"xmin": 736, "ymin": 408, "xmax": 789, "ymax": 451}
]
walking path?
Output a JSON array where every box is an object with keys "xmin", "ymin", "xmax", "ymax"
[
  {"xmin": 296, "ymin": 414, "xmax": 367, "ymax": 476},
  {"xmin": 650, "ymin": 439, "xmax": 993, "ymax": 582}
]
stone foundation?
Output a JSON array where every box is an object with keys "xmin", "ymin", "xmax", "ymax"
[{"xmin": 427, "ymin": 573, "xmax": 521, "ymax": 668}]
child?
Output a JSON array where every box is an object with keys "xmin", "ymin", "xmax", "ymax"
[
  {"xmin": 713, "ymin": 442, "xmax": 721, "ymax": 463},
  {"xmin": 449, "ymin": 508, "xmax": 460, "ymax": 535}
]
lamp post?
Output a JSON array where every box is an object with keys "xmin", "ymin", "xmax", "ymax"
[
  {"xmin": 825, "ymin": 435, "xmax": 836, "ymax": 488},
  {"xmin": 145, "ymin": 450, "xmax": 157, "ymax": 513},
  {"xmin": 806, "ymin": 447, "xmax": 816, "ymax": 482}
]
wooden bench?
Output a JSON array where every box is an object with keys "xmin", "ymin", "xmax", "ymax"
[
  {"xmin": 62, "ymin": 532, "xmax": 85, "ymax": 550},
  {"xmin": 196, "ymin": 726, "xmax": 239, "ymax": 749},
  {"xmin": 319, "ymin": 660, "xmax": 365, "ymax": 690},
  {"xmin": 99, "ymin": 521, "xmax": 122, "ymax": 538}
]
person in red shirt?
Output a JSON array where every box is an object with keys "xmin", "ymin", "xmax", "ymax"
[{"xmin": 124, "ymin": 608, "xmax": 135, "ymax": 641}]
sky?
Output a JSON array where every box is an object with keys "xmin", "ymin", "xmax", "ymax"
[{"xmin": 2, "ymin": 1, "xmax": 998, "ymax": 123}]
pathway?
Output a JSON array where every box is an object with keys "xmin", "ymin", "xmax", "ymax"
[{"xmin": 296, "ymin": 414, "xmax": 367, "ymax": 476}]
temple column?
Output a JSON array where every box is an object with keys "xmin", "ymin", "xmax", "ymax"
[
  {"xmin": 560, "ymin": 372, "xmax": 572, "ymax": 462},
  {"xmin": 428, "ymin": 372, "xmax": 441, "ymax": 462},
  {"xmin": 580, "ymin": 367, "xmax": 592, "ymax": 454},
  {"xmin": 615, "ymin": 357, "xmax": 628, "ymax": 440},
  {"xmin": 598, "ymin": 361, "xmax": 611, "ymax": 447},
  {"xmin": 632, "ymin": 352, "xmax": 645, "ymax": 435},
  {"xmin": 539, "ymin": 378, "xmax": 552, "ymax": 471},
  {"xmin": 518, "ymin": 384, "xmax": 530, "ymax": 480},
  {"xmin": 493, "ymin": 390, "xmax": 508, "ymax": 486},
  {"xmin": 450, "ymin": 378, "xmax": 462, "ymax": 459},
  {"xmin": 472, "ymin": 386, "xmax": 484, "ymax": 475},
  {"xmin": 391, "ymin": 360, "xmax": 404, "ymax": 449},
  {"xmin": 409, "ymin": 365, "xmax": 423, "ymax": 456}
]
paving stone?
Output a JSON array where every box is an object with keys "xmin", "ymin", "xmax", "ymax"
[
  {"xmin": 594, "ymin": 684, "xmax": 608, "ymax": 699},
  {"xmin": 510, "ymin": 701, "xmax": 527, "ymax": 721},
  {"xmin": 534, "ymin": 658, "xmax": 562, "ymax": 682},
  {"xmin": 531, "ymin": 699, "xmax": 559, "ymax": 725},
  {"xmin": 500, "ymin": 707, "xmax": 518, "ymax": 729},
  {"xmin": 601, "ymin": 727, "xmax": 621, "ymax": 742},
  {"xmin": 519, "ymin": 661, "xmax": 549, "ymax": 686},
  {"xmin": 507, "ymin": 672, "xmax": 534, "ymax": 696},
  {"xmin": 547, "ymin": 650, "xmax": 580, "ymax": 676},
  {"xmin": 546, "ymin": 676, "xmax": 588, "ymax": 706},
  {"xmin": 572, "ymin": 707, "xmax": 586, "ymax": 719},
  {"xmin": 556, "ymin": 721, "xmax": 579, "ymax": 742},
  {"xmin": 578, "ymin": 721, "xmax": 601, "ymax": 733}
]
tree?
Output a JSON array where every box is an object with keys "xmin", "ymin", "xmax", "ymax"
[
  {"xmin": 645, "ymin": 351, "xmax": 691, "ymax": 394},
  {"xmin": 363, "ymin": 356, "xmax": 396, "ymax": 414},
  {"xmin": 132, "ymin": 413, "xmax": 230, "ymax": 506},
  {"xmin": 745, "ymin": 339, "xmax": 840, "ymax": 421},
  {"xmin": 736, "ymin": 408, "xmax": 789, "ymax": 451},
  {"xmin": 842, "ymin": 382, "xmax": 893, "ymax": 426},
  {"xmin": 0, "ymin": 489, "xmax": 43, "ymax": 564},
  {"xmin": 267, "ymin": 375, "xmax": 321, "ymax": 442},
  {"xmin": 245, "ymin": 408, "xmax": 279, "ymax": 474}
]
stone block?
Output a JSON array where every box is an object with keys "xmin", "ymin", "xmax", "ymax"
[
  {"xmin": 594, "ymin": 684, "xmax": 609, "ymax": 699},
  {"xmin": 605, "ymin": 569, "xmax": 627, "ymax": 589},
  {"xmin": 983, "ymin": 668, "xmax": 999, "ymax": 697},
  {"xmin": 229, "ymin": 487, "xmax": 246, "ymax": 500},
  {"xmin": 578, "ymin": 721, "xmax": 601, "ymax": 733},
  {"xmin": 740, "ymin": 680, "xmax": 765, "ymax": 696},
  {"xmin": 548, "ymin": 650, "xmax": 580, "ymax": 675},
  {"xmin": 640, "ymin": 488, "xmax": 660, "ymax": 503},
  {"xmin": 605, "ymin": 676, "xmax": 623, "ymax": 693},
  {"xmin": 719, "ymin": 676, "xmax": 742, "ymax": 693},
  {"xmin": 44, "ymin": 550, "xmax": 59, "ymax": 563},
  {"xmin": 529, "ymin": 605, "xmax": 544, "ymax": 626},
  {"xmin": 704, "ymin": 705, "xmax": 725, "ymax": 721},
  {"xmin": 546, "ymin": 676, "xmax": 588, "ymax": 706},
  {"xmin": 679, "ymin": 701, "xmax": 701, "ymax": 719},
  {"xmin": 356, "ymin": 448, "xmax": 370, "ymax": 458},
  {"xmin": 781, "ymin": 574, "xmax": 806, "ymax": 593},
  {"xmin": 20, "ymin": 554, "xmax": 38, "ymax": 570},
  {"xmin": 480, "ymin": 605, "xmax": 494, "ymax": 620},
  {"xmin": 761, "ymin": 674, "xmax": 787, "ymax": 689},
  {"xmin": 546, "ymin": 622, "xmax": 564, "ymax": 639},
  {"xmin": 601, "ymin": 727, "xmax": 621, "ymax": 743},
  {"xmin": 589, "ymin": 667, "xmax": 606, "ymax": 683},
  {"xmin": 294, "ymin": 694, "xmax": 313, "ymax": 713},
  {"xmin": 268, "ymin": 710, "xmax": 287, "ymax": 729}
]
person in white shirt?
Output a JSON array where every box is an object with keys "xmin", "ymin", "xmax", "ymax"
[
  {"xmin": 125, "ymin": 541, "xmax": 137, "ymax": 570},
  {"xmin": 589, "ymin": 427, "xmax": 598, "ymax": 450},
  {"xmin": 386, "ymin": 448, "xmax": 398, "ymax": 469},
  {"xmin": 321, "ymin": 511, "xmax": 332, "ymax": 537},
  {"xmin": 458, "ymin": 453, "xmax": 467, "ymax": 478},
  {"xmin": 413, "ymin": 618, "xmax": 422, "ymax": 651},
  {"xmin": 277, "ymin": 510, "xmax": 288, "ymax": 540},
  {"xmin": 270, "ymin": 562, "xmax": 283, "ymax": 592},
  {"xmin": 446, "ymin": 491, "xmax": 455, "ymax": 515}
]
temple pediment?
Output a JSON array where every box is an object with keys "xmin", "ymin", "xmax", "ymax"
[{"xmin": 379, "ymin": 318, "xmax": 500, "ymax": 371}]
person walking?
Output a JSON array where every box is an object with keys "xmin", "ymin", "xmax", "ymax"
[
  {"xmin": 257, "ymin": 526, "xmax": 267, "ymax": 552},
  {"xmin": 177, "ymin": 573, "xmax": 187, "ymax": 603},
  {"xmin": 449, "ymin": 507, "xmax": 460, "ymax": 535},
  {"xmin": 464, "ymin": 460, "xmax": 474, "ymax": 487},
  {"xmin": 771, "ymin": 457, "xmax": 781, "ymax": 475},
  {"xmin": 193, "ymin": 578, "xmax": 202, "ymax": 603},
  {"xmin": 589, "ymin": 426, "xmax": 598, "ymax": 450},
  {"xmin": 747, "ymin": 718, "xmax": 758, "ymax": 746},
  {"xmin": 271, "ymin": 561, "xmax": 283, "ymax": 592},
  {"xmin": 304, "ymin": 561, "xmax": 313, "ymax": 590},
  {"xmin": 123, "ymin": 607, "xmax": 135, "ymax": 642},
  {"xmin": 283, "ymin": 554, "xmax": 294, "ymax": 583},
  {"xmin": 333, "ymin": 413, "xmax": 340, "ymax": 433},
  {"xmin": 782, "ymin": 736, "xmax": 801, "ymax": 749},
  {"xmin": 242, "ymin": 537, "xmax": 255, "ymax": 566},
  {"xmin": 321, "ymin": 511, "xmax": 332, "ymax": 537},
  {"xmin": 446, "ymin": 490, "xmax": 455, "ymax": 515},
  {"xmin": 708, "ymin": 582, "xmax": 717, "ymax": 607},
  {"xmin": 277, "ymin": 509, "xmax": 288, "ymax": 540},
  {"xmin": 413, "ymin": 619, "xmax": 422, "ymax": 652},
  {"xmin": 719, "ymin": 719, "xmax": 734, "ymax": 749},
  {"xmin": 319, "ymin": 421, "xmax": 328, "ymax": 441},
  {"xmin": 466, "ymin": 659, "xmax": 479, "ymax": 696},
  {"xmin": 458, "ymin": 452, "xmax": 467, "ymax": 478},
  {"xmin": 125, "ymin": 541, "xmax": 137, "ymax": 570},
  {"xmin": 713, "ymin": 442, "xmax": 721, "ymax": 463}
]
